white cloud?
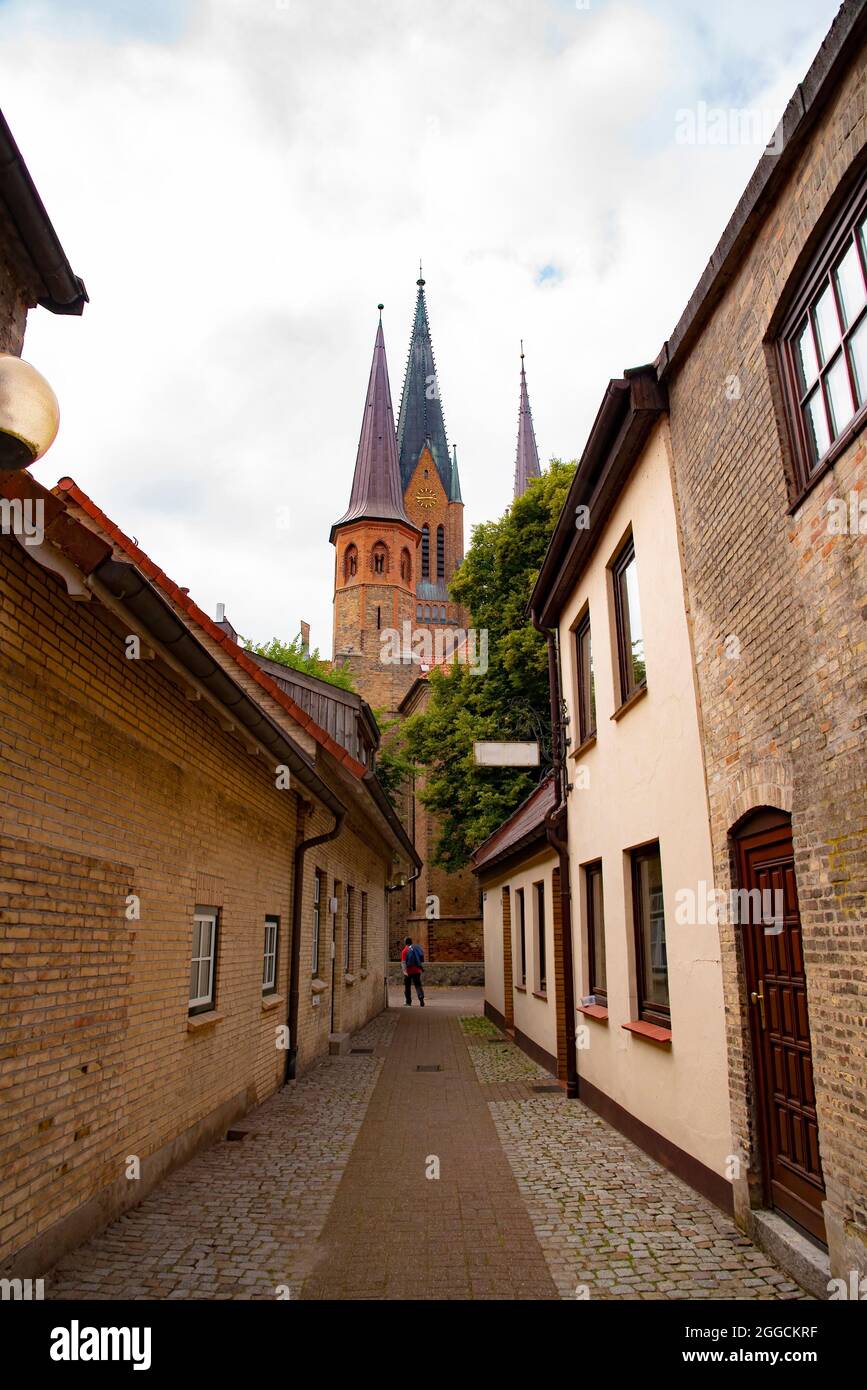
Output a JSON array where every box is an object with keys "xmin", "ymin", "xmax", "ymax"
[{"xmin": 4, "ymin": 0, "xmax": 842, "ymax": 656}]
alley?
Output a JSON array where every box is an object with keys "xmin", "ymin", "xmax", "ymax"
[{"xmin": 46, "ymin": 990, "xmax": 807, "ymax": 1302}]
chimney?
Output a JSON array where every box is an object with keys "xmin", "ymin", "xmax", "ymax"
[
  {"xmin": 215, "ymin": 602, "xmax": 238, "ymax": 644},
  {"xmin": 300, "ymin": 620, "xmax": 310, "ymax": 655}
]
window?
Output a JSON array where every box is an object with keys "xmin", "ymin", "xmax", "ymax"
[
  {"xmin": 344, "ymin": 886, "xmax": 353, "ymax": 971},
  {"xmin": 361, "ymin": 891, "xmax": 368, "ymax": 969},
  {"xmin": 344, "ymin": 544, "xmax": 358, "ymax": 580},
  {"xmin": 262, "ymin": 916, "xmax": 279, "ymax": 994},
  {"xmin": 613, "ymin": 535, "xmax": 646, "ymax": 702},
  {"xmin": 401, "ymin": 548, "xmax": 412, "ymax": 584},
  {"xmin": 416, "ymin": 604, "xmax": 422, "ymax": 620},
  {"xmin": 631, "ymin": 843, "xmax": 669, "ymax": 1027},
  {"xmin": 575, "ymin": 611, "xmax": 596, "ymax": 742},
  {"xmin": 585, "ymin": 862, "xmax": 606, "ymax": 1004},
  {"xmin": 436, "ymin": 524, "xmax": 445, "ymax": 579},
  {"xmin": 421, "ymin": 524, "xmax": 430, "ymax": 578},
  {"xmin": 534, "ymin": 881, "xmax": 546, "ymax": 994},
  {"xmin": 516, "ymin": 887, "xmax": 527, "ymax": 988},
  {"xmin": 189, "ymin": 908, "xmax": 218, "ymax": 1015},
  {"xmin": 779, "ymin": 177, "xmax": 867, "ymax": 488},
  {"xmin": 372, "ymin": 543, "xmax": 387, "ymax": 575},
  {"xmin": 312, "ymin": 871, "xmax": 323, "ymax": 976}
]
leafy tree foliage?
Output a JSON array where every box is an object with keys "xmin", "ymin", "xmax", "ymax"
[
  {"xmin": 244, "ymin": 634, "xmax": 356, "ymax": 691},
  {"xmin": 404, "ymin": 460, "xmax": 576, "ymax": 868}
]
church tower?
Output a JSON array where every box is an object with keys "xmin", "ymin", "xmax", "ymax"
[
  {"xmin": 331, "ymin": 310, "xmax": 421, "ymax": 711},
  {"xmin": 514, "ymin": 343, "xmax": 542, "ymax": 498},
  {"xmin": 397, "ymin": 273, "xmax": 469, "ymax": 645}
]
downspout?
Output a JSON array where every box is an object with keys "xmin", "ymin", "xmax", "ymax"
[
  {"xmin": 534, "ymin": 615, "xmax": 580, "ymax": 1100},
  {"xmin": 285, "ymin": 801, "xmax": 345, "ymax": 1083}
]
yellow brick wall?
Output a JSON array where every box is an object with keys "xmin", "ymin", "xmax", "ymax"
[{"xmin": 0, "ymin": 534, "xmax": 390, "ymax": 1267}]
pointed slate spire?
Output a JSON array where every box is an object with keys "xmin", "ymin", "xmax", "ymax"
[
  {"xmin": 331, "ymin": 311, "xmax": 416, "ymax": 541},
  {"xmin": 514, "ymin": 342, "xmax": 541, "ymax": 499},
  {"xmin": 450, "ymin": 442, "xmax": 463, "ymax": 503},
  {"xmin": 396, "ymin": 272, "xmax": 451, "ymax": 494}
]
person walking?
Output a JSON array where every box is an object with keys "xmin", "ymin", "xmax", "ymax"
[{"xmin": 401, "ymin": 936, "xmax": 425, "ymax": 1006}]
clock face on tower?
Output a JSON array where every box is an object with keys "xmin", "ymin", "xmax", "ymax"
[{"xmin": 415, "ymin": 488, "xmax": 437, "ymax": 510}]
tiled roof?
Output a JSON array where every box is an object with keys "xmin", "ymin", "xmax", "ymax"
[
  {"xmin": 396, "ymin": 276, "xmax": 451, "ymax": 494},
  {"xmin": 54, "ymin": 478, "xmax": 368, "ymax": 779},
  {"xmin": 471, "ymin": 775, "xmax": 556, "ymax": 872},
  {"xmin": 331, "ymin": 317, "xmax": 414, "ymax": 538}
]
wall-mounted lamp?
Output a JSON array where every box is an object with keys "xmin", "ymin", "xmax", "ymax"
[{"xmin": 0, "ymin": 353, "xmax": 60, "ymax": 470}]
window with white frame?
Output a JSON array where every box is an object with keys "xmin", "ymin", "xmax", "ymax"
[
  {"xmin": 189, "ymin": 908, "xmax": 218, "ymax": 1015},
  {"xmin": 262, "ymin": 916, "xmax": 279, "ymax": 995}
]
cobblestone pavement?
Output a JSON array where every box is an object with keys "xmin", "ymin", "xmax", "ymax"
[
  {"xmin": 48, "ymin": 1012, "xmax": 396, "ymax": 1301},
  {"xmin": 475, "ymin": 1035, "xmax": 808, "ymax": 1300},
  {"xmin": 44, "ymin": 990, "xmax": 807, "ymax": 1301}
]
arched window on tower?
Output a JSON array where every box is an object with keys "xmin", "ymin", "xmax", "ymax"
[
  {"xmin": 436, "ymin": 525, "xmax": 445, "ymax": 579},
  {"xmin": 421, "ymin": 525, "xmax": 430, "ymax": 579},
  {"xmin": 344, "ymin": 544, "xmax": 358, "ymax": 581},
  {"xmin": 371, "ymin": 542, "xmax": 387, "ymax": 576},
  {"xmin": 400, "ymin": 548, "xmax": 411, "ymax": 584}
]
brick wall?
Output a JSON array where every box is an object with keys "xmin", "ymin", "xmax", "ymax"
[
  {"xmin": 0, "ymin": 533, "xmax": 390, "ymax": 1269},
  {"xmin": 665, "ymin": 47, "xmax": 867, "ymax": 1275}
]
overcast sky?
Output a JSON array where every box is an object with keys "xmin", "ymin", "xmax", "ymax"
[{"xmin": 4, "ymin": 0, "xmax": 842, "ymax": 656}]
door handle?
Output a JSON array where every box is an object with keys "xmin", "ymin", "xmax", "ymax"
[{"xmin": 750, "ymin": 987, "xmax": 766, "ymax": 1029}]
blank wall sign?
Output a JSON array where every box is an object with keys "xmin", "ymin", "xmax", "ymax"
[{"xmin": 473, "ymin": 741, "xmax": 540, "ymax": 767}]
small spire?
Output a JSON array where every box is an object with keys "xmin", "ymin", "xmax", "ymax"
[
  {"xmin": 378, "ymin": 302, "xmax": 384, "ymax": 321},
  {"xmin": 417, "ymin": 258, "xmax": 425, "ymax": 287},
  {"xmin": 397, "ymin": 272, "xmax": 450, "ymax": 493},
  {"xmin": 514, "ymin": 342, "xmax": 542, "ymax": 499}
]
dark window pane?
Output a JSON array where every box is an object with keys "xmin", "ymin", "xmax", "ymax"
[
  {"xmin": 587, "ymin": 864, "xmax": 606, "ymax": 1000},
  {"xmin": 635, "ymin": 848, "xmax": 669, "ymax": 1015}
]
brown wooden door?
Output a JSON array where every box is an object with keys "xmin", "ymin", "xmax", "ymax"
[{"xmin": 736, "ymin": 815, "xmax": 826, "ymax": 1243}]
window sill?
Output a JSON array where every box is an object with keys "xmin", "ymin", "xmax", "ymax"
[
  {"xmin": 622, "ymin": 1019, "xmax": 672, "ymax": 1045},
  {"xmin": 310, "ymin": 978, "xmax": 327, "ymax": 994},
  {"xmin": 578, "ymin": 1003, "xmax": 608, "ymax": 1021},
  {"xmin": 360, "ymin": 967, "xmax": 369, "ymax": 979},
  {"xmin": 532, "ymin": 989, "xmax": 548, "ymax": 1001},
  {"xmin": 187, "ymin": 1010, "xmax": 224, "ymax": 1033},
  {"xmin": 514, "ymin": 984, "xmax": 527, "ymax": 993},
  {"xmin": 261, "ymin": 993, "xmax": 284, "ymax": 1013},
  {"xmin": 569, "ymin": 733, "xmax": 597, "ymax": 760},
  {"xmin": 344, "ymin": 972, "xmax": 357, "ymax": 986},
  {"xmin": 611, "ymin": 684, "xmax": 648, "ymax": 721}
]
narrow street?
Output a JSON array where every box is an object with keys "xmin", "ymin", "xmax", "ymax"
[{"xmin": 47, "ymin": 990, "xmax": 807, "ymax": 1303}]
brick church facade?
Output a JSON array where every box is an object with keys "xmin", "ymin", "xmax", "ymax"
[{"xmin": 330, "ymin": 277, "xmax": 483, "ymax": 964}]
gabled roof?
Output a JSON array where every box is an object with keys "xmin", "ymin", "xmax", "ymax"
[
  {"xmin": 330, "ymin": 316, "xmax": 415, "ymax": 541},
  {"xmin": 54, "ymin": 477, "xmax": 369, "ymax": 778},
  {"xmin": 0, "ymin": 106, "xmax": 87, "ymax": 315},
  {"xmin": 471, "ymin": 775, "xmax": 557, "ymax": 875},
  {"xmin": 514, "ymin": 347, "xmax": 541, "ymax": 498},
  {"xmin": 396, "ymin": 275, "xmax": 452, "ymax": 494}
]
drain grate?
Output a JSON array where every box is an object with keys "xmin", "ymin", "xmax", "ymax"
[
  {"xmin": 416, "ymin": 1064, "xmax": 442, "ymax": 1072},
  {"xmin": 531, "ymin": 1085, "xmax": 561, "ymax": 1094},
  {"xmin": 350, "ymin": 1047, "xmax": 374, "ymax": 1054}
]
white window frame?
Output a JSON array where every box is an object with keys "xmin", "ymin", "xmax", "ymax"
[
  {"xmin": 190, "ymin": 909, "xmax": 218, "ymax": 1014},
  {"xmin": 262, "ymin": 916, "xmax": 279, "ymax": 995}
]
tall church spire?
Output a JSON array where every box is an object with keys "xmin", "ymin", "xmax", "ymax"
[
  {"xmin": 330, "ymin": 313, "xmax": 414, "ymax": 541},
  {"xmin": 396, "ymin": 272, "xmax": 451, "ymax": 494},
  {"xmin": 514, "ymin": 342, "xmax": 541, "ymax": 498}
]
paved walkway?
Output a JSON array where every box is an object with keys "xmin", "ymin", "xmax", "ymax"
[{"xmin": 46, "ymin": 989, "xmax": 806, "ymax": 1301}]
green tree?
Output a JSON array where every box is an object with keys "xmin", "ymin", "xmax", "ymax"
[
  {"xmin": 404, "ymin": 460, "xmax": 576, "ymax": 868},
  {"xmin": 244, "ymin": 634, "xmax": 356, "ymax": 691}
]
